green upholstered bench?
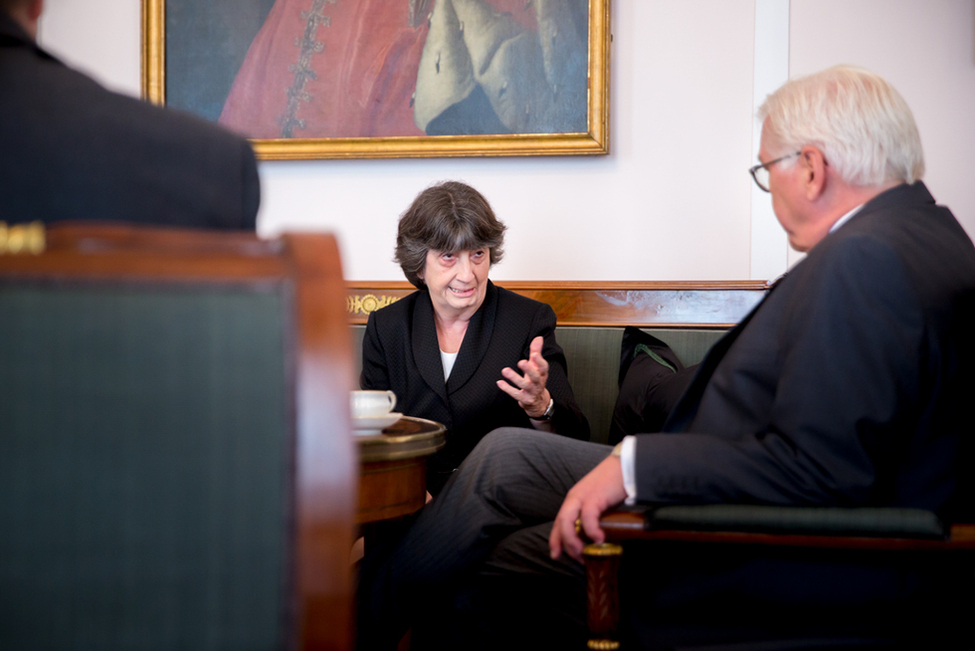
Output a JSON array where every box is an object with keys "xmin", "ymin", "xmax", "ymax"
[
  {"xmin": 346, "ymin": 281, "xmax": 767, "ymax": 444},
  {"xmin": 555, "ymin": 327, "xmax": 725, "ymax": 444},
  {"xmin": 349, "ymin": 324, "xmax": 725, "ymax": 444}
]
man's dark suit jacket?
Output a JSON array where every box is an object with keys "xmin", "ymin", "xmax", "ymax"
[
  {"xmin": 361, "ymin": 281, "xmax": 590, "ymax": 491},
  {"xmin": 639, "ymin": 181, "xmax": 975, "ymax": 522},
  {"xmin": 0, "ymin": 12, "xmax": 259, "ymax": 228}
]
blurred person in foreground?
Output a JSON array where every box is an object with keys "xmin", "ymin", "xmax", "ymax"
[
  {"xmin": 0, "ymin": 0, "xmax": 259, "ymax": 228},
  {"xmin": 360, "ymin": 181, "xmax": 589, "ymax": 495},
  {"xmin": 357, "ymin": 66, "xmax": 975, "ymax": 650}
]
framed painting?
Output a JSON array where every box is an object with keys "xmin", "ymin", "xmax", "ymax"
[{"xmin": 142, "ymin": 0, "xmax": 610, "ymax": 160}]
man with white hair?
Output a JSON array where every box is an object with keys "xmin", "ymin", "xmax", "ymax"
[
  {"xmin": 0, "ymin": 0, "xmax": 260, "ymax": 228},
  {"xmin": 358, "ymin": 66, "xmax": 975, "ymax": 649}
]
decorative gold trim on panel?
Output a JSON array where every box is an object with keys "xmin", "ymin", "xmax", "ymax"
[
  {"xmin": 347, "ymin": 293, "xmax": 402, "ymax": 317},
  {"xmin": 0, "ymin": 222, "xmax": 45, "ymax": 255}
]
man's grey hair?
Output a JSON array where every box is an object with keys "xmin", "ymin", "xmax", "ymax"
[{"xmin": 758, "ymin": 65, "xmax": 924, "ymax": 187}]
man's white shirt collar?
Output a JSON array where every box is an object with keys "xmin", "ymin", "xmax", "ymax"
[{"xmin": 830, "ymin": 204, "xmax": 864, "ymax": 234}]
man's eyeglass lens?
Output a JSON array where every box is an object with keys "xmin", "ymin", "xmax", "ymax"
[{"xmin": 749, "ymin": 152, "xmax": 800, "ymax": 192}]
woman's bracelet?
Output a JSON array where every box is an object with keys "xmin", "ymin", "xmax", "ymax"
[{"xmin": 529, "ymin": 397, "xmax": 555, "ymax": 421}]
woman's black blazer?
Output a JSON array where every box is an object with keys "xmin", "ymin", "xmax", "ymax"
[{"xmin": 361, "ymin": 281, "xmax": 590, "ymax": 491}]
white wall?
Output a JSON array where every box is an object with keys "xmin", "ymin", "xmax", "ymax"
[
  {"xmin": 36, "ymin": 0, "xmax": 975, "ymax": 282},
  {"xmin": 788, "ymin": 0, "xmax": 975, "ymax": 269}
]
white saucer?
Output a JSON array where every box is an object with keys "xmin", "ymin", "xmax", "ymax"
[{"xmin": 352, "ymin": 413, "xmax": 402, "ymax": 435}]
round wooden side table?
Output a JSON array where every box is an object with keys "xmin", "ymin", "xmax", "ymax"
[{"xmin": 356, "ymin": 416, "xmax": 446, "ymax": 525}]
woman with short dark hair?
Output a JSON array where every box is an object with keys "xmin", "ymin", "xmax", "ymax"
[{"xmin": 361, "ymin": 181, "xmax": 589, "ymax": 494}]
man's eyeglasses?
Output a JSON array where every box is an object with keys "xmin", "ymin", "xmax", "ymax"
[{"xmin": 749, "ymin": 152, "xmax": 801, "ymax": 192}]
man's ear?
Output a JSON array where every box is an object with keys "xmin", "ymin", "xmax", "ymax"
[{"xmin": 800, "ymin": 146, "xmax": 828, "ymax": 201}]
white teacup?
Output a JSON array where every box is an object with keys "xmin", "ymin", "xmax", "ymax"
[{"xmin": 351, "ymin": 390, "xmax": 397, "ymax": 419}]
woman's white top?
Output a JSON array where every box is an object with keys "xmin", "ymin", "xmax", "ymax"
[{"xmin": 440, "ymin": 349, "xmax": 458, "ymax": 381}]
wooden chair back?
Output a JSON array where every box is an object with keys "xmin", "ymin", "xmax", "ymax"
[{"xmin": 0, "ymin": 223, "xmax": 356, "ymax": 650}]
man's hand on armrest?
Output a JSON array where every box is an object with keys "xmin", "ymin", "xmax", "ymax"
[{"xmin": 549, "ymin": 453, "xmax": 627, "ymax": 562}]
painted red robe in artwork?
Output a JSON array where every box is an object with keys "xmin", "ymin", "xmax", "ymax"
[
  {"xmin": 219, "ymin": 0, "xmax": 584, "ymax": 139},
  {"xmin": 219, "ymin": 0, "xmax": 430, "ymax": 138}
]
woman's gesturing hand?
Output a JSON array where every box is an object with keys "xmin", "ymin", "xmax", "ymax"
[{"xmin": 497, "ymin": 336, "xmax": 551, "ymax": 418}]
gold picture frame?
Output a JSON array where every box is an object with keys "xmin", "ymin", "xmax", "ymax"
[{"xmin": 141, "ymin": 0, "xmax": 610, "ymax": 161}]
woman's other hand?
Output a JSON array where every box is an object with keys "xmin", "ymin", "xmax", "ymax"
[{"xmin": 498, "ymin": 336, "xmax": 552, "ymax": 418}]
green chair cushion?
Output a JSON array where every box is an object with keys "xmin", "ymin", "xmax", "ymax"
[{"xmin": 647, "ymin": 504, "xmax": 947, "ymax": 539}]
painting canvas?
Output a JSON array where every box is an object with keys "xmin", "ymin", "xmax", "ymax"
[{"xmin": 143, "ymin": 0, "xmax": 609, "ymax": 159}]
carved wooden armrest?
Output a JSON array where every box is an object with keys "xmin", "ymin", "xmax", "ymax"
[{"xmin": 582, "ymin": 504, "xmax": 974, "ymax": 649}]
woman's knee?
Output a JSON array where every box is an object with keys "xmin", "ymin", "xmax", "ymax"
[
  {"xmin": 458, "ymin": 428, "xmax": 549, "ymax": 485},
  {"xmin": 467, "ymin": 427, "xmax": 545, "ymax": 466}
]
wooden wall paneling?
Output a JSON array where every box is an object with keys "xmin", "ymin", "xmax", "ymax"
[{"xmin": 346, "ymin": 280, "xmax": 770, "ymax": 327}]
